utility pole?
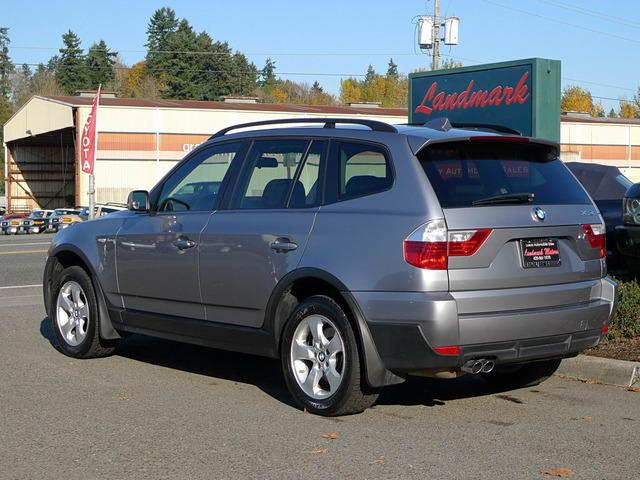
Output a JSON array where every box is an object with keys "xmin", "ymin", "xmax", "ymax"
[
  {"xmin": 416, "ymin": 2, "xmax": 459, "ymax": 70},
  {"xmin": 432, "ymin": 0, "xmax": 440, "ymax": 71}
]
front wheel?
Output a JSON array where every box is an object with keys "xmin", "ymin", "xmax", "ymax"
[
  {"xmin": 482, "ymin": 358, "xmax": 562, "ymax": 389},
  {"xmin": 281, "ymin": 295, "xmax": 378, "ymax": 416},
  {"xmin": 50, "ymin": 265, "xmax": 117, "ymax": 358}
]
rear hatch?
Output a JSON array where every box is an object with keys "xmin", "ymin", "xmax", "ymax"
[{"xmin": 418, "ymin": 137, "xmax": 604, "ymax": 293}]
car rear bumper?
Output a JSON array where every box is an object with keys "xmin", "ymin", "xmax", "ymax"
[{"xmin": 352, "ymin": 277, "xmax": 617, "ymax": 373}]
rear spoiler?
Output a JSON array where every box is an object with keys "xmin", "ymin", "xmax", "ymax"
[{"xmin": 409, "ymin": 134, "xmax": 559, "ymax": 156}]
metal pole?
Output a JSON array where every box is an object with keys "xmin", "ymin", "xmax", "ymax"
[
  {"xmin": 88, "ymin": 85, "xmax": 101, "ymax": 220},
  {"xmin": 88, "ymin": 174, "xmax": 95, "ymax": 220},
  {"xmin": 432, "ymin": 0, "xmax": 440, "ymax": 70}
]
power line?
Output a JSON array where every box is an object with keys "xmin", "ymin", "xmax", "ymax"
[
  {"xmin": 480, "ymin": 0, "xmax": 640, "ymax": 45},
  {"xmin": 10, "ymin": 45, "xmax": 424, "ymax": 57},
  {"xmin": 534, "ymin": 0, "xmax": 640, "ymax": 29},
  {"xmin": 563, "ymin": 77, "xmax": 636, "ymax": 93},
  {"xmin": 15, "ymin": 62, "xmax": 369, "ymax": 78}
]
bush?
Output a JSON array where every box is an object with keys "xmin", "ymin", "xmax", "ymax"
[{"xmin": 609, "ymin": 277, "xmax": 640, "ymax": 339}]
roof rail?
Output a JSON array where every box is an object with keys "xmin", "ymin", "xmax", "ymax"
[{"xmin": 210, "ymin": 117, "xmax": 398, "ymax": 139}]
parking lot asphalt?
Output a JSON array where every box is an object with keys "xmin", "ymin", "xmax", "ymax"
[{"xmin": 1, "ymin": 233, "xmax": 638, "ymax": 480}]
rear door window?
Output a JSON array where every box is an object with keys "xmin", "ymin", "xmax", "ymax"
[
  {"xmin": 233, "ymin": 139, "xmax": 310, "ymax": 209},
  {"xmin": 419, "ymin": 141, "xmax": 592, "ymax": 208}
]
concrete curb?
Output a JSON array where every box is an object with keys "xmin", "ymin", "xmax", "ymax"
[{"xmin": 556, "ymin": 355, "xmax": 640, "ymax": 388}]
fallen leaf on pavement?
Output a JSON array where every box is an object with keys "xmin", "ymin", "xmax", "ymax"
[
  {"xmin": 300, "ymin": 448, "xmax": 328, "ymax": 454},
  {"xmin": 371, "ymin": 457, "xmax": 385, "ymax": 465},
  {"xmin": 320, "ymin": 432, "xmax": 339, "ymax": 440},
  {"xmin": 541, "ymin": 467, "xmax": 574, "ymax": 477}
]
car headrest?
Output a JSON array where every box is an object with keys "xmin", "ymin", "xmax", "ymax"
[
  {"xmin": 345, "ymin": 175, "xmax": 390, "ymax": 198},
  {"xmin": 262, "ymin": 179, "xmax": 306, "ymax": 208}
]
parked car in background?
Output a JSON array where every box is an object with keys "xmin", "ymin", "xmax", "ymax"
[
  {"xmin": 19, "ymin": 210, "xmax": 54, "ymax": 234},
  {"xmin": 1, "ymin": 213, "xmax": 29, "ymax": 234},
  {"xmin": 78, "ymin": 203, "xmax": 127, "ymax": 221},
  {"xmin": 566, "ymin": 162, "xmax": 633, "ymax": 268},
  {"xmin": 47, "ymin": 209, "xmax": 82, "ymax": 233},
  {"xmin": 44, "ymin": 118, "xmax": 617, "ymax": 416},
  {"xmin": 615, "ymin": 183, "xmax": 640, "ymax": 272}
]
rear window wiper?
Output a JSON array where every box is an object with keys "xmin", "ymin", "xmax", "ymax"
[{"xmin": 472, "ymin": 192, "xmax": 535, "ymax": 206}]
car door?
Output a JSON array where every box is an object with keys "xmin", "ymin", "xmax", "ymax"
[
  {"xmin": 199, "ymin": 138, "xmax": 325, "ymax": 327},
  {"xmin": 116, "ymin": 141, "xmax": 246, "ymax": 319}
]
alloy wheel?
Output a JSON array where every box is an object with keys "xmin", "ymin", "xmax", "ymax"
[{"xmin": 290, "ymin": 314, "xmax": 345, "ymax": 400}]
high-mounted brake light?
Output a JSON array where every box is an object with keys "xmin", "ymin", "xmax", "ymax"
[
  {"xmin": 581, "ymin": 224, "xmax": 606, "ymax": 258},
  {"xmin": 404, "ymin": 219, "xmax": 492, "ymax": 270},
  {"xmin": 469, "ymin": 135, "xmax": 530, "ymax": 143}
]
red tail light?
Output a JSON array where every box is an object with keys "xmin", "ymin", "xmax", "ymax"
[
  {"xmin": 404, "ymin": 220, "xmax": 492, "ymax": 270},
  {"xmin": 582, "ymin": 224, "xmax": 606, "ymax": 258}
]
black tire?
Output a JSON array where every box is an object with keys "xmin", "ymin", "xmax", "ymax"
[
  {"xmin": 281, "ymin": 295, "xmax": 378, "ymax": 416},
  {"xmin": 49, "ymin": 265, "xmax": 117, "ymax": 358},
  {"xmin": 482, "ymin": 358, "xmax": 562, "ymax": 389}
]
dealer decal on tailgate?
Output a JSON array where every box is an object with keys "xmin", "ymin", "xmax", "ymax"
[{"xmin": 520, "ymin": 238, "xmax": 561, "ymax": 268}]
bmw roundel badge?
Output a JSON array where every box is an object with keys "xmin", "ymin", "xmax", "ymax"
[{"xmin": 532, "ymin": 207, "xmax": 546, "ymax": 222}]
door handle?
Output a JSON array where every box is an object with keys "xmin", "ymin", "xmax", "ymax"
[
  {"xmin": 270, "ymin": 238, "xmax": 298, "ymax": 253},
  {"xmin": 174, "ymin": 238, "xmax": 197, "ymax": 250}
]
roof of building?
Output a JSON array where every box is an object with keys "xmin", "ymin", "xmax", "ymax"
[
  {"xmin": 43, "ymin": 97, "xmax": 640, "ymax": 125},
  {"xmin": 561, "ymin": 114, "xmax": 640, "ymax": 126},
  {"xmin": 43, "ymin": 95, "xmax": 408, "ymax": 117}
]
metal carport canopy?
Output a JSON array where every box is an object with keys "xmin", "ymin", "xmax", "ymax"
[{"xmin": 3, "ymin": 96, "xmax": 75, "ymax": 143}]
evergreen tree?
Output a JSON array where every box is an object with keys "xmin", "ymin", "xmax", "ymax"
[
  {"xmin": 364, "ymin": 65, "xmax": 376, "ymax": 85},
  {"xmin": 56, "ymin": 30, "xmax": 87, "ymax": 94},
  {"xmin": 0, "ymin": 27, "xmax": 14, "ymax": 99},
  {"xmin": 311, "ymin": 81, "xmax": 323, "ymax": 94},
  {"xmin": 162, "ymin": 19, "xmax": 199, "ymax": 99},
  {"xmin": 231, "ymin": 52, "xmax": 258, "ymax": 97},
  {"xmin": 145, "ymin": 7, "xmax": 178, "ymax": 78},
  {"xmin": 386, "ymin": 58, "xmax": 398, "ymax": 81},
  {"xmin": 608, "ymin": 108, "xmax": 617, "ymax": 118},
  {"xmin": 260, "ymin": 58, "xmax": 277, "ymax": 89},
  {"xmin": 85, "ymin": 40, "xmax": 116, "ymax": 88}
]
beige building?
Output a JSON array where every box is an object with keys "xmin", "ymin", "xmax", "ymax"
[{"xmin": 3, "ymin": 95, "xmax": 640, "ymax": 211}]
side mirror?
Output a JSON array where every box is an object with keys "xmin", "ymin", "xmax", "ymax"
[
  {"xmin": 623, "ymin": 183, "xmax": 640, "ymax": 225},
  {"xmin": 128, "ymin": 190, "xmax": 150, "ymax": 212}
]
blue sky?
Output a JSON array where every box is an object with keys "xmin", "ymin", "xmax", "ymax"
[{"xmin": 3, "ymin": 0, "xmax": 639, "ymax": 110}]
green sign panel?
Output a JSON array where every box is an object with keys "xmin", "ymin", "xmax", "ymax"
[{"xmin": 409, "ymin": 58, "xmax": 561, "ymax": 142}]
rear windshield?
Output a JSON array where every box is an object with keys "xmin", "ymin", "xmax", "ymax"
[{"xmin": 419, "ymin": 141, "xmax": 592, "ymax": 208}]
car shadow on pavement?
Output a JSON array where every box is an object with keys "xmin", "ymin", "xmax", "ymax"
[
  {"xmin": 40, "ymin": 317, "xmax": 296, "ymax": 408},
  {"xmin": 40, "ymin": 317, "xmax": 515, "ymax": 411}
]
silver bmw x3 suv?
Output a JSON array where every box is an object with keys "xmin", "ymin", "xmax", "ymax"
[{"xmin": 43, "ymin": 118, "xmax": 617, "ymax": 416}]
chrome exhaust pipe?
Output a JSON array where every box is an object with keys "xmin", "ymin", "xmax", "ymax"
[
  {"xmin": 461, "ymin": 359, "xmax": 485, "ymax": 375},
  {"xmin": 481, "ymin": 360, "xmax": 495, "ymax": 373}
]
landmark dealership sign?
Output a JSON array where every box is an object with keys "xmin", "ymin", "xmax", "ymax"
[{"xmin": 409, "ymin": 58, "xmax": 561, "ymax": 142}]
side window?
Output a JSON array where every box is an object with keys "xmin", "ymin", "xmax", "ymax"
[
  {"xmin": 290, "ymin": 140, "xmax": 324, "ymax": 208},
  {"xmin": 157, "ymin": 142, "xmax": 242, "ymax": 212},
  {"xmin": 234, "ymin": 139, "xmax": 310, "ymax": 209},
  {"xmin": 338, "ymin": 142, "xmax": 392, "ymax": 201}
]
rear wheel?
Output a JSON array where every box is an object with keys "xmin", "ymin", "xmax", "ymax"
[
  {"xmin": 482, "ymin": 358, "xmax": 561, "ymax": 389},
  {"xmin": 50, "ymin": 266, "xmax": 117, "ymax": 358},
  {"xmin": 281, "ymin": 295, "xmax": 378, "ymax": 416}
]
